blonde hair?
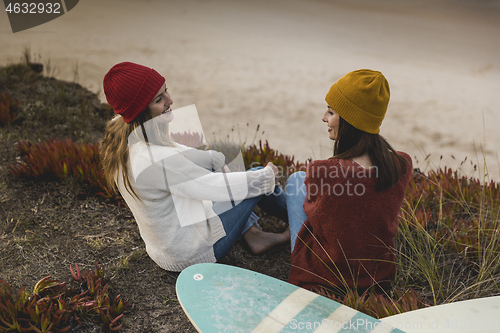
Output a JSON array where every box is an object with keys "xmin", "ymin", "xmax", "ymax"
[{"xmin": 100, "ymin": 108, "xmax": 174, "ymax": 200}]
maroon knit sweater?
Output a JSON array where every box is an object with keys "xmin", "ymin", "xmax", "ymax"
[{"xmin": 288, "ymin": 152, "xmax": 412, "ymax": 292}]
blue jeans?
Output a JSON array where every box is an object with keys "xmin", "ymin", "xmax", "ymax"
[
  {"xmin": 212, "ymin": 167, "xmax": 288, "ymax": 260},
  {"xmin": 285, "ymin": 171, "xmax": 308, "ymax": 253}
]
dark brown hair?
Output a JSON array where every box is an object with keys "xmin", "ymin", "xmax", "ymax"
[{"xmin": 332, "ymin": 116, "xmax": 408, "ymax": 191}]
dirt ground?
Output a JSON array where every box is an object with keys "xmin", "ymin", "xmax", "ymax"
[{"xmin": 0, "ymin": 65, "xmax": 291, "ymax": 332}]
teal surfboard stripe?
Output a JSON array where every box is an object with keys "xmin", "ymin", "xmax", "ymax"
[
  {"xmin": 281, "ymin": 294, "xmax": 343, "ymax": 332},
  {"xmin": 251, "ymin": 288, "xmax": 320, "ymax": 332}
]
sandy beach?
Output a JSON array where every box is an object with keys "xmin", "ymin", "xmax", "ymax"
[{"xmin": 1, "ymin": 0, "xmax": 500, "ymax": 179}]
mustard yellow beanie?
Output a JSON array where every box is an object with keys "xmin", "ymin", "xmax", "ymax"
[{"xmin": 325, "ymin": 69, "xmax": 390, "ymax": 134}]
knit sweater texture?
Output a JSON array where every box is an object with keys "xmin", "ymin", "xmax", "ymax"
[
  {"xmin": 116, "ymin": 142, "xmax": 276, "ymax": 271},
  {"xmin": 288, "ymin": 152, "xmax": 412, "ymax": 291}
]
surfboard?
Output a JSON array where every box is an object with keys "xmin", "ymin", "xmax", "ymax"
[
  {"xmin": 176, "ymin": 263, "xmax": 404, "ymax": 332},
  {"xmin": 380, "ymin": 295, "xmax": 500, "ymax": 333}
]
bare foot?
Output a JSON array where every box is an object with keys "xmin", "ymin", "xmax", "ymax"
[{"xmin": 242, "ymin": 226, "xmax": 290, "ymax": 255}]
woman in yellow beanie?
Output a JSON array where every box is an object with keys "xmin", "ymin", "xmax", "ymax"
[{"xmin": 286, "ymin": 69, "xmax": 412, "ymax": 295}]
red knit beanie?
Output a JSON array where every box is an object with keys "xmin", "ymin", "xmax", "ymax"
[{"xmin": 103, "ymin": 62, "xmax": 165, "ymax": 123}]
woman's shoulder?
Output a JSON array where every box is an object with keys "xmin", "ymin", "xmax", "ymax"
[
  {"xmin": 310, "ymin": 156, "xmax": 370, "ymax": 171},
  {"xmin": 129, "ymin": 141, "xmax": 183, "ymax": 175},
  {"xmin": 129, "ymin": 141, "xmax": 180, "ymax": 159},
  {"xmin": 306, "ymin": 158, "xmax": 340, "ymax": 173},
  {"xmin": 396, "ymin": 151, "xmax": 412, "ymax": 162},
  {"xmin": 306, "ymin": 157, "xmax": 358, "ymax": 181},
  {"xmin": 308, "ymin": 157, "xmax": 342, "ymax": 168},
  {"xmin": 395, "ymin": 151, "xmax": 413, "ymax": 173}
]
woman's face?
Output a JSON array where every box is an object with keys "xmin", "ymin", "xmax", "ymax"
[
  {"xmin": 322, "ymin": 105, "xmax": 339, "ymax": 140},
  {"xmin": 149, "ymin": 83, "xmax": 174, "ymax": 122}
]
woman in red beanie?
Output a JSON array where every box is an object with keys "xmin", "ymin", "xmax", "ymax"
[
  {"xmin": 100, "ymin": 62, "xmax": 289, "ymax": 272},
  {"xmin": 286, "ymin": 69, "xmax": 412, "ymax": 295}
]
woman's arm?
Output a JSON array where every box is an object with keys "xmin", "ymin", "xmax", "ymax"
[
  {"xmin": 175, "ymin": 143, "xmax": 226, "ymax": 171},
  {"xmin": 136, "ymin": 150, "xmax": 275, "ymax": 202}
]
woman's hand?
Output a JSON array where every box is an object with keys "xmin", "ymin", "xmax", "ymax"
[{"xmin": 266, "ymin": 162, "xmax": 279, "ymax": 176}]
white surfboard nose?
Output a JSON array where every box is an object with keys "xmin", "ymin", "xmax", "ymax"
[{"xmin": 380, "ymin": 296, "xmax": 500, "ymax": 333}]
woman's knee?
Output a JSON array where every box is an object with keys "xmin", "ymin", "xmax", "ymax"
[
  {"xmin": 285, "ymin": 171, "xmax": 306, "ymax": 199},
  {"xmin": 288, "ymin": 170, "xmax": 306, "ymax": 180},
  {"xmin": 286, "ymin": 171, "xmax": 306, "ymax": 188}
]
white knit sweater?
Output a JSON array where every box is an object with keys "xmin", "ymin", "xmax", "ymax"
[{"xmin": 116, "ymin": 142, "xmax": 276, "ymax": 271}]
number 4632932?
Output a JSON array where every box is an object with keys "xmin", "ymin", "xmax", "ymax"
[{"xmin": 5, "ymin": 2, "xmax": 62, "ymax": 14}]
